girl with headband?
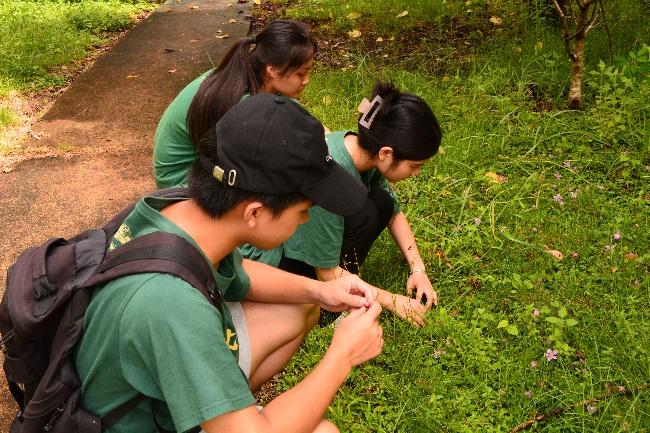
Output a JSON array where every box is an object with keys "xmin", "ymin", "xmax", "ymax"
[
  {"xmin": 153, "ymin": 20, "xmax": 317, "ymax": 188},
  {"xmin": 242, "ymin": 82, "xmax": 442, "ymax": 327}
]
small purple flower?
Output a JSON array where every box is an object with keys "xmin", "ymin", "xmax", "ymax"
[
  {"xmin": 545, "ymin": 349, "xmax": 558, "ymax": 361},
  {"xmin": 554, "ymin": 172, "xmax": 562, "ymax": 180},
  {"xmin": 532, "ymin": 309, "xmax": 540, "ymax": 318},
  {"xmin": 433, "ymin": 348, "xmax": 446, "ymax": 359},
  {"xmin": 571, "ymin": 252, "xmax": 579, "ymax": 260},
  {"xmin": 530, "ymin": 360, "xmax": 538, "ymax": 369},
  {"xmin": 562, "ymin": 160, "xmax": 573, "ymax": 169},
  {"xmin": 525, "ymin": 390, "xmax": 533, "ymax": 399},
  {"xmin": 553, "ymin": 194, "xmax": 564, "ymax": 206},
  {"xmin": 474, "ymin": 216, "xmax": 481, "ymax": 226},
  {"xmin": 613, "ymin": 231, "xmax": 622, "ymax": 241}
]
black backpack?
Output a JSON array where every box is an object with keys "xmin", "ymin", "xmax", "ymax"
[{"xmin": 0, "ymin": 187, "xmax": 222, "ymax": 433}]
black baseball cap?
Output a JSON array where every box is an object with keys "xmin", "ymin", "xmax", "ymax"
[{"xmin": 199, "ymin": 94, "xmax": 366, "ymax": 216}]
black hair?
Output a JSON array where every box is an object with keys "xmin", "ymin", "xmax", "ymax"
[
  {"xmin": 187, "ymin": 20, "xmax": 317, "ymax": 146},
  {"xmin": 188, "ymin": 127, "xmax": 306, "ymax": 218},
  {"xmin": 357, "ymin": 82, "xmax": 442, "ymax": 162}
]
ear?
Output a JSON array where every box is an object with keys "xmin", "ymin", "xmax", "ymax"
[
  {"xmin": 242, "ymin": 201, "xmax": 265, "ymax": 229},
  {"xmin": 357, "ymin": 98, "xmax": 371, "ymax": 114},
  {"xmin": 378, "ymin": 146, "xmax": 394, "ymax": 161},
  {"xmin": 265, "ymin": 64, "xmax": 281, "ymax": 81}
]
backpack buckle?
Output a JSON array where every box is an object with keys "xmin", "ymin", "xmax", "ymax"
[{"xmin": 207, "ymin": 282, "xmax": 222, "ymax": 305}]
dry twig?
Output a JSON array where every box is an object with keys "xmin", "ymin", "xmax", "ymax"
[{"xmin": 509, "ymin": 383, "xmax": 650, "ymax": 433}]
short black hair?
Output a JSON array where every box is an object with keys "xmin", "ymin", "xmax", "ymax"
[
  {"xmin": 358, "ymin": 82, "xmax": 442, "ymax": 161},
  {"xmin": 188, "ymin": 127, "xmax": 306, "ymax": 218}
]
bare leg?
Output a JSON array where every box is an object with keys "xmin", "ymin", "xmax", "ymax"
[{"xmin": 243, "ymin": 301, "xmax": 319, "ymax": 391}]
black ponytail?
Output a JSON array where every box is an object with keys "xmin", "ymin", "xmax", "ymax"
[
  {"xmin": 357, "ymin": 82, "xmax": 442, "ymax": 161},
  {"xmin": 187, "ymin": 20, "xmax": 317, "ymax": 146}
]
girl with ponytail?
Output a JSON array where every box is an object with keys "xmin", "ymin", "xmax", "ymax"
[
  {"xmin": 242, "ymin": 82, "xmax": 443, "ymax": 328},
  {"xmin": 153, "ymin": 19, "xmax": 317, "ymax": 188}
]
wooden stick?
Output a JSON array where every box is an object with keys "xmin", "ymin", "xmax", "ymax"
[{"xmin": 509, "ymin": 383, "xmax": 650, "ymax": 433}]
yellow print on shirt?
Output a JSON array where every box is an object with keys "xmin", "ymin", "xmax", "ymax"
[
  {"xmin": 225, "ymin": 328, "xmax": 238, "ymax": 351},
  {"xmin": 109, "ymin": 224, "xmax": 133, "ymax": 251}
]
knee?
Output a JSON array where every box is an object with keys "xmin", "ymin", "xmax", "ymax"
[
  {"xmin": 314, "ymin": 420, "xmax": 339, "ymax": 433},
  {"xmin": 304, "ymin": 303, "xmax": 320, "ymax": 332}
]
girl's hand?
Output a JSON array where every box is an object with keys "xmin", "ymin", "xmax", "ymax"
[
  {"xmin": 407, "ymin": 270, "xmax": 437, "ymax": 309},
  {"xmin": 383, "ymin": 293, "xmax": 427, "ymax": 328}
]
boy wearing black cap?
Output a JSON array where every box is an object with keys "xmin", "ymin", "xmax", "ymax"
[{"xmin": 74, "ymin": 94, "xmax": 383, "ymax": 433}]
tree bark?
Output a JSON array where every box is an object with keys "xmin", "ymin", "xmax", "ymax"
[{"xmin": 568, "ymin": 33, "xmax": 585, "ymax": 110}]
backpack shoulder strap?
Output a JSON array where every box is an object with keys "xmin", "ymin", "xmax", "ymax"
[{"xmin": 87, "ymin": 231, "xmax": 222, "ymax": 306}]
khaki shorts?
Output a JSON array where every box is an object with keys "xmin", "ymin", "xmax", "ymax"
[{"xmin": 226, "ymin": 302, "xmax": 251, "ymax": 378}]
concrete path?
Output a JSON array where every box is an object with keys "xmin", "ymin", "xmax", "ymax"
[{"xmin": 0, "ymin": 0, "xmax": 250, "ymax": 428}]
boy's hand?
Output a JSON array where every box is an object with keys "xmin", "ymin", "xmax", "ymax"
[
  {"xmin": 384, "ymin": 293, "xmax": 427, "ymax": 328},
  {"xmin": 318, "ymin": 274, "xmax": 378, "ymax": 312},
  {"xmin": 406, "ymin": 271, "xmax": 438, "ymax": 308},
  {"xmin": 330, "ymin": 302, "xmax": 383, "ymax": 367}
]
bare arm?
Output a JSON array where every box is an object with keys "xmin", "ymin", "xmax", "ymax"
[
  {"xmin": 201, "ymin": 303, "xmax": 384, "ymax": 433},
  {"xmin": 387, "ymin": 212, "xmax": 438, "ymax": 307},
  {"xmin": 243, "ymin": 259, "xmax": 375, "ymax": 310},
  {"xmin": 315, "ymin": 265, "xmax": 427, "ymax": 327}
]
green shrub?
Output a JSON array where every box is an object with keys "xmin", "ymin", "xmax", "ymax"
[{"xmin": 586, "ymin": 44, "xmax": 650, "ymax": 149}]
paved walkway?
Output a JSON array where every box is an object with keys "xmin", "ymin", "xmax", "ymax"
[{"xmin": 0, "ymin": 0, "xmax": 250, "ymax": 428}]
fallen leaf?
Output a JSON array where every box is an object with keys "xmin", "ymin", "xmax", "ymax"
[
  {"xmin": 389, "ymin": 36, "xmax": 395, "ymax": 41},
  {"xmin": 624, "ymin": 252, "xmax": 638, "ymax": 261},
  {"xmin": 396, "ymin": 10, "xmax": 408, "ymax": 18},
  {"xmin": 188, "ymin": 4, "xmax": 198, "ymax": 9},
  {"xmin": 347, "ymin": 12, "xmax": 360, "ymax": 20},
  {"xmin": 323, "ymin": 95, "xmax": 332, "ymax": 106},
  {"xmin": 535, "ymin": 40, "xmax": 543, "ymax": 50},
  {"xmin": 164, "ymin": 48, "xmax": 175, "ymax": 52},
  {"xmin": 545, "ymin": 249, "xmax": 564, "ymax": 261},
  {"xmin": 376, "ymin": 37, "xmax": 383, "ymax": 42},
  {"xmin": 168, "ymin": 69, "xmax": 177, "ymax": 73},
  {"xmin": 254, "ymin": 0, "xmax": 261, "ymax": 4},
  {"xmin": 216, "ymin": 33, "xmax": 230, "ymax": 39},
  {"xmin": 126, "ymin": 75, "xmax": 140, "ymax": 79},
  {"xmin": 489, "ymin": 16, "xmax": 503, "ymax": 27},
  {"xmin": 228, "ymin": 18, "xmax": 237, "ymax": 23},
  {"xmin": 611, "ymin": 266, "xmax": 618, "ymax": 273},
  {"xmin": 216, "ymin": 28, "xmax": 223, "ymax": 33},
  {"xmin": 382, "ymin": 54, "xmax": 388, "ymax": 58},
  {"xmin": 438, "ymin": 146, "xmax": 445, "ymax": 155},
  {"xmin": 2, "ymin": 166, "xmax": 14, "ymax": 173},
  {"xmin": 484, "ymin": 171, "xmax": 507, "ymax": 184},
  {"xmin": 348, "ymin": 29, "xmax": 361, "ymax": 38}
]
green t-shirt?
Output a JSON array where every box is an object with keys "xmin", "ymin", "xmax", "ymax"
[
  {"xmin": 74, "ymin": 195, "xmax": 255, "ymax": 433},
  {"xmin": 153, "ymin": 70, "xmax": 212, "ymax": 189},
  {"xmin": 239, "ymin": 130, "xmax": 400, "ymax": 269}
]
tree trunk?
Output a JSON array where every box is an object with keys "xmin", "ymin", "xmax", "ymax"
[
  {"xmin": 568, "ymin": 35, "xmax": 585, "ymax": 110},
  {"xmin": 568, "ymin": 8, "xmax": 588, "ymax": 110}
]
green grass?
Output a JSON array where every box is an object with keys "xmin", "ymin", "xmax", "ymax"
[
  {"xmin": 0, "ymin": 0, "xmax": 157, "ymax": 94},
  {"xmin": 268, "ymin": 1, "xmax": 650, "ymax": 431},
  {"xmin": 0, "ymin": 107, "xmax": 17, "ymax": 128}
]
